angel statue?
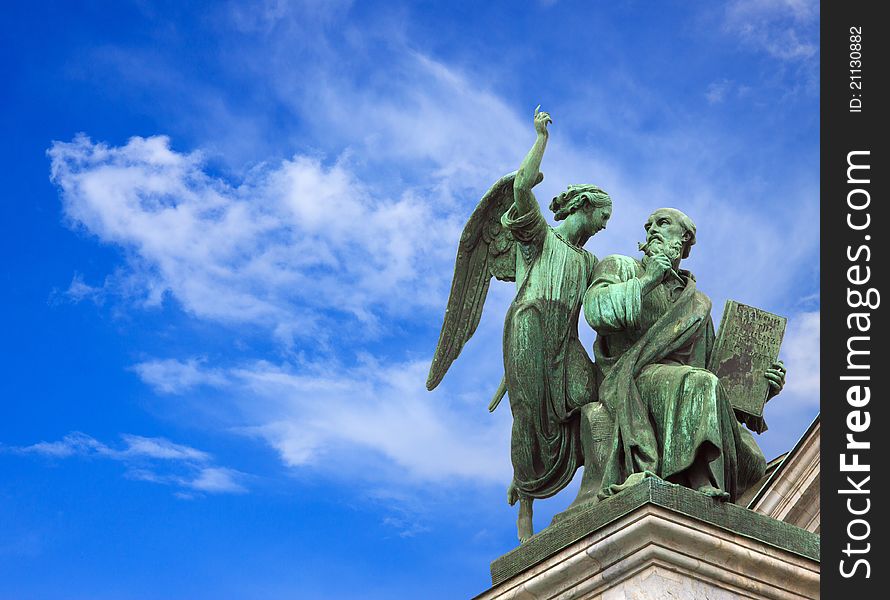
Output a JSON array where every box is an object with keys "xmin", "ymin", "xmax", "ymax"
[{"xmin": 426, "ymin": 106, "xmax": 612, "ymax": 542}]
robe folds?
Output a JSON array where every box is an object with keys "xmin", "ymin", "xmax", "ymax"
[
  {"xmin": 584, "ymin": 255, "xmax": 766, "ymax": 501},
  {"xmin": 501, "ymin": 203, "xmax": 598, "ymax": 500}
]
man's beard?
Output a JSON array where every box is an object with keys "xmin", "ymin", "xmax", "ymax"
[{"xmin": 639, "ymin": 233, "xmax": 684, "ymax": 261}]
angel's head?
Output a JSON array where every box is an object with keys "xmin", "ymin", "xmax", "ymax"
[{"xmin": 549, "ymin": 184, "xmax": 612, "ymax": 235}]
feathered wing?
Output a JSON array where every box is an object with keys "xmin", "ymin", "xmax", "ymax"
[{"xmin": 426, "ymin": 172, "xmax": 523, "ymax": 391}]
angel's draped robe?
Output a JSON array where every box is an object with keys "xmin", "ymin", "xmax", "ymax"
[
  {"xmin": 583, "ymin": 255, "xmax": 766, "ymax": 500},
  {"xmin": 501, "ymin": 203, "xmax": 598, "ymax": 500}
]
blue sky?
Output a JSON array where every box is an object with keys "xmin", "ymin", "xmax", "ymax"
[{"xmin": 1, "ymin": 1, "xmax": 818, "ymax": 598}]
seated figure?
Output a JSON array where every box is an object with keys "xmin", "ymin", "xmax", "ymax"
[{"xmin": 570, "ymin": 208, "xmax": 786, "ymax": 507}]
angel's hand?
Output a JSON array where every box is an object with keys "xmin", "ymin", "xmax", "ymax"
[
  {"xmin": 765, "ymin": 360, "xmax": 786, "ymax": 401},
  {"xmin": 534, "ymin": 105, "xmax": 552, "ymax": 136}
]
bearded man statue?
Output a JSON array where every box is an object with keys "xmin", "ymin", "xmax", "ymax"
[{"xmin": 576, "ymin": 208, "xmax": 786, "ymax": 504}]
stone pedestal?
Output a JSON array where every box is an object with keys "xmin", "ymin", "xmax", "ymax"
[{"xmin": 475, "ymin": 479, "xmax": 819, "ymax": 600}]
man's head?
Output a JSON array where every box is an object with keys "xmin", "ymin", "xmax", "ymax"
[
  {"xmin": 549, "ymin": 184, "xmax": 612, "ymax": 235},
  {"xmin": 639, "ymin": 208, "xmax": 696, "ymax": 261}
]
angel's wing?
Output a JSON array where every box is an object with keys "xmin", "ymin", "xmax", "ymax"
[{"xmin": 426, "ymin": 171, "xmax": 531, "ymax": 391}]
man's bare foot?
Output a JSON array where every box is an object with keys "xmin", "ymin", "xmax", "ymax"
[{"xmin": 697, "ymin": 485, "xmax": 730, "ymax": 501}]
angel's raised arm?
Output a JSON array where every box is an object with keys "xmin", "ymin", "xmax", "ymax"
[{"xmin": 513, "ymin": 105, "xmax": 551, "ymax": 215}]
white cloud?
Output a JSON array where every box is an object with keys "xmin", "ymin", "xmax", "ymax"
[
  {"xmin": 49, "ymin": 134, "xmax": 460, "ymax": 343},
  {"xmin": 50, "ymin": 19, "xmax": 819, "ymax": 343},
  {"xmin": 135, "ymin": 357, "xmax": 512, "ymax": 486},
  {"xmin": 45, "ymin": 4, "xmax": 819, "ymax": 496},
  {"xmin": 724, "ymin": 0, "xmax": 819, "ymax": 62},
  {"xmin": 187, "ymin": 467, "xmax": 247, "ymax": 493},
  {"xmin": 706, "ymin": 79, "xmax": 733, "ymax": 104},
  {"xmin": 64, "ymin": 272, "xmax": 106, "ymax": 304},
  {"xmin": 367, "ymin": 488, "xmax": 433, "ymax": 538},
  {"xmin": 119, "ymin": 434, "xmax": 212, "ymax": 462},
  {"xmin": 755, "ymin": 309, "xmax": 818, "ymax": 457},
  {"xmin": 7, "ymin": 432, "xmax": 244, "ymax": 496},
  {"xmin": 132, "ymin": 358, "xmax": 229, "ymax": 394},
  {"xmin": 778, "ymin": 310, "xmax": 819, "ymax": 402},
  {"xmin": 11, "ymin": 431, "xmax": 212, "ymax": 462},
  {"xmin": 48, "ymin": 91, "xmax": 818, "ymax": 358},
  {"xmin": 12, "ymin": 431, "xmax": 108, "ymax": 458},
  {"xmin": 127, "ymin": 466, "xmax": 246, "ymax": 494},
  {"xmin": 47, "ymin": 82, "xmax": 820, "ymax": 495},
  {"xmin": 296, "ymin": 52, "xmax": 530, "ymax": 191}
]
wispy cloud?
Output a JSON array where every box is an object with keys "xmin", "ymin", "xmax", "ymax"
[
  {"xmin": 6, "ymin": 432, "xmax": 246, "ymax": 495},
  {"xmin": 703, "ymin": 77, "xmax": 756, "ymax": 106},
  {"xmin": 755, "ymin": 309, "xmax": 819, "ymax": 457},
  {"xmin": 132, "ymin": 358, "xmax": 229, "ymax": 394},
  {"xmin": 10, "ymin": 431, "xmax": 208, "ymax": 461},
  {"xmin": 368, "ymin": 489, "xmax": 433, "ymax": 538},
  {"xmin": 723, "ymin": 0, "xmax": 819, "ymax": 62},
  {"xmin": 129, "ymin": 465, "xmax": 246, "ymax": 495},
  {"xmin": 47, "ymin": 54, "xmax": 819, "ymax": 494},
  {"xmin": 777, "ymin": 310, "xmax": 819, "ymax": 403},
  {"xmin": 44, "ymin": 1, "xmax": 819, "ymax": 496},
  {"xmin": 188, "ymin": 466, "xmax": 246, "ymax": 493},
  {"xmin": 48, "ymin": 134, "xmax": 460, "ymax": 343},
  {"xmin": 63, "ymin": 272, "xmax": 106, "ymax": 304},
  {"xmin": 134, "ymin": 357, "xmax": 511, "ymax": 486}
]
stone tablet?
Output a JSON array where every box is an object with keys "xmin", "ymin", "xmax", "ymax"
[{"xmin": 709, "ymin": 300, "xmax": 786, "ymax": 426}]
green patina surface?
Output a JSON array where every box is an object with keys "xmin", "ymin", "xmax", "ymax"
[
  {"xmin": 427, "ymin": 106, "xmax": 789, "ymax": 544},
  {"xmin": 490, "ymin": 477, "xmax": 820, "ymax": 586}
]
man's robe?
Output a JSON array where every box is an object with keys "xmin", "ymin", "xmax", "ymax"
[{"xmin": 583, "ymin": 255, "xmax": 765, "ymax": 501}]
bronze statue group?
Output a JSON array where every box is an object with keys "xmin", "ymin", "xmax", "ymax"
[{"xmin": 427, "ymin": 107, "xmax": 786, "ymax": 543}]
